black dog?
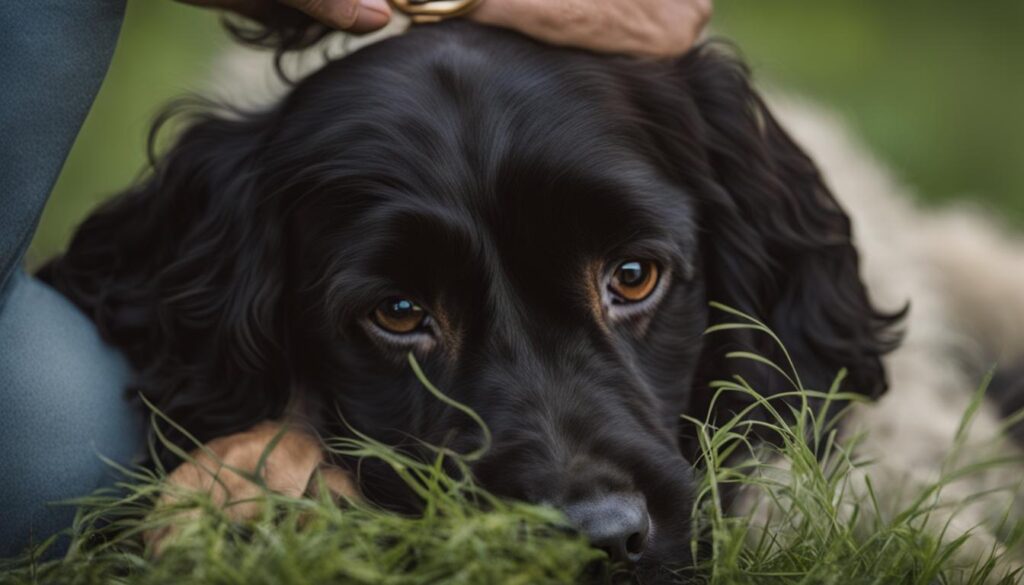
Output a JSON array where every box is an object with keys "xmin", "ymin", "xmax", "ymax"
[{"xmin": 40, "ymin": 21, "xmax": 902, "ymax": 579}]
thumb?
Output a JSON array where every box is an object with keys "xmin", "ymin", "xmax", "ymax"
[{"xmin": 280, "ymin": 0, "xmax": 392, "ymax": 32}]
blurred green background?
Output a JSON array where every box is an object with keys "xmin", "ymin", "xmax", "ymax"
[{"xmin": 28, "ymin": 0, "xmax": 1024, "ymax": 264}]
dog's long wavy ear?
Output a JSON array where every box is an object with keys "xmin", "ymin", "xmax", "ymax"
[
  {"xmin": 661, "ymin": 45, "xmax": 905, "ymax": 423},
  {"xmin": 38, "ymin": 103, "xmax": 289, "ymax": 457}
]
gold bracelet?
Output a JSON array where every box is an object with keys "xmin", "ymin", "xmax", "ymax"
[{"xmin": 389, "ymin": 0, "xmax": 486, "ymax": 24}]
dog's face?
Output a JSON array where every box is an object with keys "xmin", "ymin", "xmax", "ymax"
[
  {"xmin": 283, "ymin": 38, "xmax": 709, "ymax": 566},
  {"xmin": 48, "ymin": 22, "xmax": 901, "ymax": 578},
  {"xmin": 273, "ymin": 30, "xmax": 712, "ymax": 569}
]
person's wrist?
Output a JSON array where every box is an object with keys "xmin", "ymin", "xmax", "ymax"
[
  {"xmin": 466, "ymin": 0, "xmax": 709, "ymax": 57},
  {"xmin": 468, "ymin": 0, "xmax": 592, "ymax": 48}
]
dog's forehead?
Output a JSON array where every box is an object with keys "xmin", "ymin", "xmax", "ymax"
[
  {"xmin": 284, "ymin": 25, "xmax": 663, "ymax": 175},
  {"xmin": 317, "ymin": 89, "xmax": 694, "ymax": 268},
  {"xmin": 294, "ymin": 45, "xmax": 693, "ymax": 234},
  {"xmin": 288, "ymin": 30, "xmax": 697, "ymax": 307}
]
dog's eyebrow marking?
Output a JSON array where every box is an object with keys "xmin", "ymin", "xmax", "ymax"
[
  {"xmin": 430, "ymin": 302, "xmax": 463, "ymax": 362},
  {"xmin": 581, "ymin": 260, "xmax": 611, "ymax": 334}
]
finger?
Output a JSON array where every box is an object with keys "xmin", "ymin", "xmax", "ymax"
[{"xmin": 279, "ymin": 0, "xmax": 392, "ymax": 32}]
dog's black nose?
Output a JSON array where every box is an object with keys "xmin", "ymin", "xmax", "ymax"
[{"xmin": 564, "ymin": 493, "xmax": 651, "ymax": 564}]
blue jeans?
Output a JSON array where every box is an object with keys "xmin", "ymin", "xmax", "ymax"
[{"xmin": 0, "ymin": 0, "xmax": 143, "ymax": 558}]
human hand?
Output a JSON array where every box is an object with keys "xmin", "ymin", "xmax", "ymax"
[
  {"xmin": 144, "ymin": 422, "xmax": 357, "ymax": 555},
  {"xmin": 468, "ymin": 0, "xmax": 712, "ymax": 57},
  {"xmin": 177, "ymin": 0, "xmax": 393, "ymax": 33},
  {"xmin": 179, "ymin": 0, "xmax": 709, "ymax": 57}
]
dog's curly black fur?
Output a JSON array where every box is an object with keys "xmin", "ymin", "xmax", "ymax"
[{"xmin": 39, "ymin": 22, "xmax": 903, "ymax": 576}]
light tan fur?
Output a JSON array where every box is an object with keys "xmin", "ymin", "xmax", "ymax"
[
  {"xmin": 145, "ymin": 422, "xmax": 357, "ymax": 554},
  {"xmin": 771, "ymin": 95, "xmax": 1024, "ymax": 567}
]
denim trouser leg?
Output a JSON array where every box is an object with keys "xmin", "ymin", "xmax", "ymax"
[
  {"xmin": 0, "ymin": 0, "xmax": 142, "ymax": 558},
  {"xmin": 0, "ymin": 273, "xmax": 143, "ymax": 558}
]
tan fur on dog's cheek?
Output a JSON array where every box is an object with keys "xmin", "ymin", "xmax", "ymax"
[
  {"xmin": 581, "ymin": 260, "xmax": 610, "ymax": 334},
  {"xmin": 430, "ymin": 304, "xmax": 464, "ymax": 363}
]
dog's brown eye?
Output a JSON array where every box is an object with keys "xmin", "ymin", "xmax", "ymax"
[
  {"xmin": 609, "ymin": 261, "xmax": 660, "ymax": 303},
  {"xmin": 373, "ymin": 298, "xmax": 426, "ymax": 334}
]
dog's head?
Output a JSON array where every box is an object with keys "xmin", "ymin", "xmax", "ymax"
[{"xmin": 45, "ymin": 22, "xmax": 902, "ymax": 575}]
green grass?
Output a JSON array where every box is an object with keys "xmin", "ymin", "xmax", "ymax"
[
  {"xmin": 714, "ymin": 0, "xmax": 1024, "ymax": 226},
  {"xmin": 25, "ymin": 2, "xmax": 224, "ymax": 267},
  {"xmin": 2, "ymin": 306, "xmax": 1022, "ymax": 584}
]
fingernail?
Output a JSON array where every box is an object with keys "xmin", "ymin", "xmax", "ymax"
[{"xmin": 352, "ymin": 0, "xmax": 392, "ymax": 32}]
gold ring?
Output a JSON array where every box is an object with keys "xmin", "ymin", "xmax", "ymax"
[{"xmin": 389, "ymin": 0, "xmax": 485, "ymax": 23}]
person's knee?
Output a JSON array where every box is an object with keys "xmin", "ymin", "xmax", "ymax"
[{"xmin": 0, "ymin": 273, "xmax": 144, "ymax": 558}]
